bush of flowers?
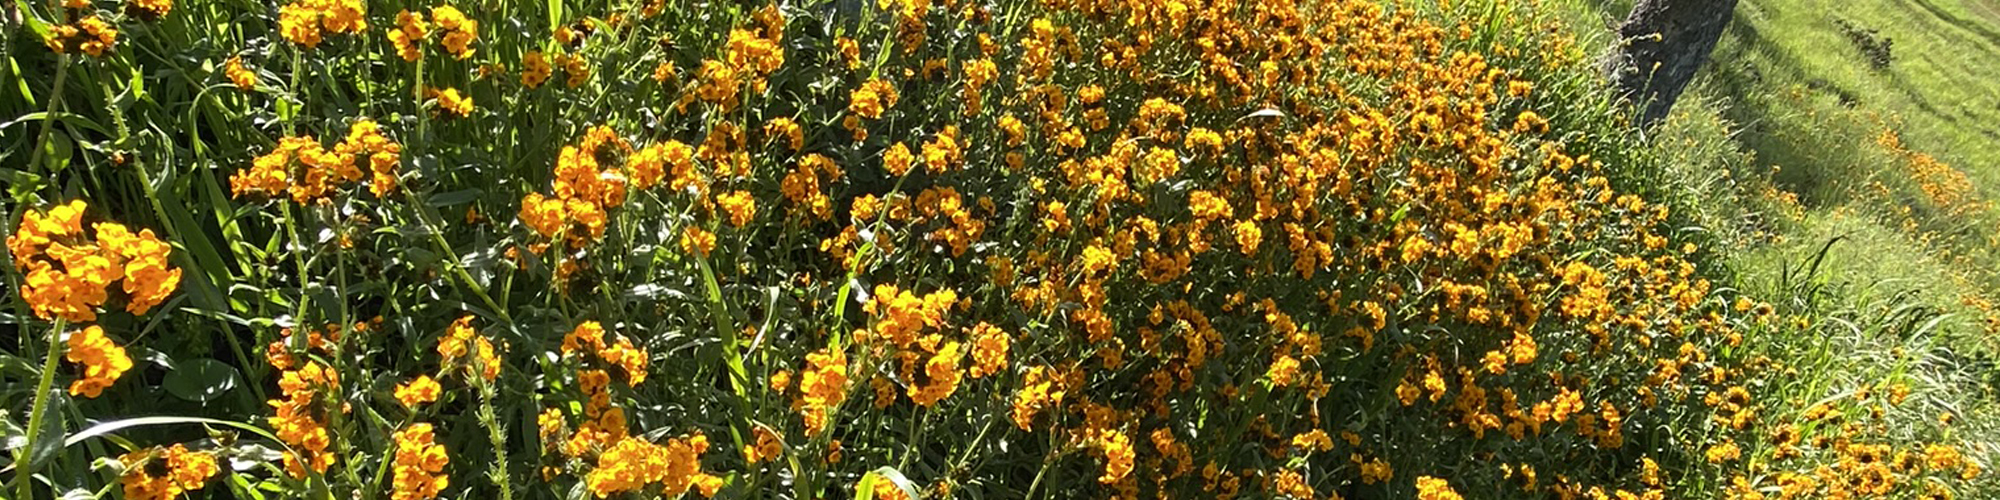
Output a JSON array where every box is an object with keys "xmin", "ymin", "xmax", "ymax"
[{"xmin": 1, "ymin": 0, "xmax": 1992, "ymax": 498}]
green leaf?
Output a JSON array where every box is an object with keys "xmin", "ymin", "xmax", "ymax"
[
  {"xmin": 855, "ymin": 467, "xmax": 920, "ymax": 500},
  {"xmin": 42, "ymin": 130, "xmax": 72, "ymax": 172},
  {"xmin": 548, "ymin": 0, "xmax": 564, "ymax": 35},
  {"xmin": 13, "ymin": 0, "xmax": 51, "ymax": 41},
  {"xmin": 0, "ymin": 413, "xmax": 23, "ymax": 453},
  {"xmin": 65, "ymin": 416, "xmax": 284, "ymax": 450},
  {"xmin": 25, "ymin": 390, "xmax": 66, "ymax": 468},
  {"xmin": 1, "ymin": 111, "xmax": 113, "ymax": 137},
  {"xmin": 0, "ymin": 354, "xmax": 39, "ymax": 379},
  {"xmin": 7, "ymin": 56, "xmax": 31, "ymax": 107},
  {"xmin": 227, "ymin": 474, "xmax": 270, "ymax": 500},
  {"xmin": 226, "ymin": 443, "xmax": 285, "ymax": 472},
  {"xmin": 163, "ymin": 358, "xmax": 242, "ymax": 403},
  {"xmin": 425, "ymin": 188, "xmax": 483, "ymax": 207}
]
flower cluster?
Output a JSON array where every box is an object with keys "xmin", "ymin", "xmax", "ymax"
[
  {"xmin": 798, "ymin": 347, "xmax": 849, "ymax": 436},
  {"xmin": 429, "ymin": 6, "xmax": 476, "ymax": 59},
  {"xmin": 395, "ymin": 375, "xmax": 441, "ymax": 407},
  {"xmin": 430, "ymin": 87, "xmax": 474, "ymax": 117},
  {"xmin": 65, "ymin": 325, "xmax": 132, "ymax": 397},
  {"xmin": 44, "ymin": 15, "xmax": 117, "ymax": 56},
  {"xmin": 436, "ymin": 316, "xmax": 501, "ymax": 381},
  {"xmin": 119, "ymin": 444, "xmax": 218, "ymax": 500},
  {"xmin": 269, "ymin": 359, "xmax": 339, "ymax": 477},
  {"xmin": 583, "ymin": 434, "xmax": 724, "ymax": 498},
  {"xmin": 128, "ymin": 0, "xmax": 172, "ymax": 19},
  {"xmin": 231, "ymin": 118, "xmax": 402, "ymax": 202},
  {"xmin": 391, "ymin": 423, "xmax": 450, "ymax": 500},
  {"xmin": 277, "ymin": 0, "xmax": 367, "ymax": 48},
  {"xmin": 23, "ymin": 0, "xmax": 1995, "ymax": 498},
  {"xmin": 224, "ymin": 55, "xmax": 257, "ymax": 89},
  {"xmin": 560, "ymin": 321, "xmax": 649, "ymax": 385},
  {"xmin": 519, "ymin": 126, "xmax": 632, "ymax": 246},
  {"xmin": 9, "ymin": 200, "xmax": 182, "ymax": 321}
]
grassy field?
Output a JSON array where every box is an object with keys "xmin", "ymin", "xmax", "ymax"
[
  {"xmin": 1692, "ymin": 0, "xmax": 2000, "ymax": 364},
  {"xmin": 1570, "ymin": 0, "xmax": 2000, "ymax": 494}
]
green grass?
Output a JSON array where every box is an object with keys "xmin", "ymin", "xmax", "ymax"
[
  {"xmin": 1721, "ymin": 0, "xmax": 2000, "ymax": 180},
  {"xmin": 1690, "ymin": 0, "xmax": 2000, "ymax": 350},
  {"xmin": 1562, "ymin": 0, "xmax": 2000, "ymax": 494}
]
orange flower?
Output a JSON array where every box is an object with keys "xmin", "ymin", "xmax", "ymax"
[
  {"xmin": 390, "ymin": 423, "xmax": 450, "ymax": 500},
  {"xmin": 65, "ymin": 325, "xmax": 131, "ymax": 398},
  {"xmin": 395, "ymin": 375, "xmax": 441, "ymax": 407}
]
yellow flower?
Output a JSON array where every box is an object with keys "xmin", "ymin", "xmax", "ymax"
[
  {"xmin": 882, "ymin": 142, "xmax": 914, "ymax": 176},
  {"xmin": 1416, "ymin": 476, "xmax": 1464, "ymax": 500},
  {"xmin": 1092, "ymin": 429, "xmax": 1134, "ymax": 484},
  {"xmin": 725, "ymin": 28, "xmax": 784, "ymax": 76},
  {"xmin": 624, "ymin": 144, "xmax": 671, "ymax": 191},
  {"xmin": 278, "ymin": 0, "xmax": 367, "ymax": 49},
  {"xmin": 522, "ymin": 51, "xmax": 553, "ymax": 88},
  {"xmin": 560, "ymin": 52, "xmax": 591, "ymax": 88},
  {"xmin": 517, "ymin": 192, "xmax": 566, "ymax": 237},
  {"xmin": 835, "ymin": 37, "xmax": 861, "ymax": 69},
  {"xmin": 765, "ymin": 117, "xmax": 804, "ymax": 151},
  {"xmin": 1361, "ymin": 457, "xmax": 1394, "ymax": 484},
  {"xmin": 1705, "ymin": 440, "xmax": 1741, "ymax": 463},
  {"xmin": 268, "ymin": 360, "xmax": 338, "ymax": 477},
  {"xmin": 231, "ymin": 120, "xmax": 400, "ymax": 202},
  {"xmin": 224, "ymin": 56, "xmax": 258, "ymax": 89},
  {"xmin": 388, "ymin": 10, "xmax": 426, "ymax": 61},
  {"xmin": 1400, "ymin": 234, "xmax": 1431, "ymax": 264},
  {"xmin": 44, "ymin": 15, "xmax": 119, "ymax": 56},
  {"xmin": 1514, "ymin": 110, "xmax": 1550, "ymax": 135},
  {"xmin": 585, "ymin": 434, "xmax": 721, "ymax": 498},
  {"xmin": 562, "ymin": 320, "xmax": 607, "ymax": 354},
  {"xmin": 1267, "ymin": 355, "xmax": 1300, "ymax": 387},
  {"xmin": 120, "ymin": 444, "xmax": 218, "ymax": 500},
  {"xmin": 538, "ymin": 408, "xmax": 567, "ymax": 445},
  {"xmin": 716, "ymin": 190, "xmax": 758, "ymax": 227},
  {"xmin": 1233, "ymin": 220, "xmax": 1262, "ymax": 255},
  {"xmin": 394, "ymin": 375, "xmax": 441, "ymax": 408},
  {"xmin": 921, "ymin": 126, "xmax": 962, "ymax": 173},
  {"xmin": 128, "ymin": 0, "xmax": 172, "ymax": 18},
  {"xmin": 742, "ymin": 427, "xmax": 784, "ymax": 464},
  {"xmin": 848, "ymin": 78, "xmax": 897, "ymax": 119},
  {"xmin": 907, "ymin": 341, "xmax": 963, "ymax": 406},
  {"xmin": 65, "ymin": 325, "xmax": 131, "ymax": 398},
  {"xmin": 432, "ymin": 87, "xmax": 474, "ymax": 117},
  {"xmin": 431, "ymin": 5, "xmax": 476, "ymax": 59},
  {"xmin": 11, "ymin": 203, "xmax": 182, "ymax": 321},
  {"xmin": 1188, "ymin": 190, "xmax": 1232, "ymax": 220},
  {"xmin": 391, "ymin": 423, "xmax": 450, "ymax": 500},
  {"xmin": 799, "ymin": 347, "xmax": 849, "ymax": 435},
  {"xmin": 680, "ymin": 226, "xmax": 716, "ymax": 257},
  {"xmin": 436, "ymin": 316, "xmax": 500, "ymax": 381},
  {"xmin": 967, "ymin": 323, "xmax": 1009, "ymax": 378},
  {"xmin": 598, "ymin": 337, "xmax": 650, "ymax": 386}
]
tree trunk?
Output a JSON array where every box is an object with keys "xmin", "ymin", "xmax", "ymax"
[{"xmin": 1605, "ymin": 0, "xmax": 1740, "ymax": 128}]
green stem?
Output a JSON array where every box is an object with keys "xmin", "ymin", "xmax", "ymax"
[
  {"xmin": 14, "ymin": 318, "xmax": 68, "ymax": 500},
  {"xmin": 23, "ymin": 53, "xmax": 70, "ymax": 175},
  {"xmin": 476, "ymin": 373, "xmax": 513, "ymax": 500},
  {"xmin": 693, "ymin": 248, "xmax": 754, "ymax": 453},
  {"xmin": 409, "ymin": 192, "xmax": 513, "ymax": 324},
  {"xmin": 282, "ymin": 202, "xmax": 313, "ymax": 352}
]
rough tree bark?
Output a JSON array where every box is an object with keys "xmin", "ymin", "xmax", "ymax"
[{"xmin": 1604, "ymin": 0, "xmax": 1741, "ymax": 128}]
